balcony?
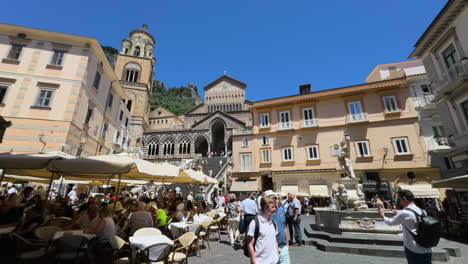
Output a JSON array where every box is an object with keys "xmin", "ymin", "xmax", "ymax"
[
  {"xmin": 302, "ymin": 119, "xmax": 318, "ymax": 128},
  {"xmin": 233, "ymin": 127, "xmax": 253, "ymax": 135},
  {"xmin": 347, "ymin": 113, "xmax": 368, "ymax": 123},
  {"xmin": 428, "ymin": 137, "xmax": 452, "ymax": 153},
  {"xmin": 413, "ymin": 94, "xmax": 435, "ymax": 110},
  {"xmin": 278, "ymin": 122, "xmax": 292, "ymax": 130}
]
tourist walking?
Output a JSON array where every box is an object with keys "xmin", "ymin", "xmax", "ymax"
[
  {"xmin": 240, "ymin": 192, "xmax": 259, "ymax": 234},
  {"xmin": 379, "ymin": 189, "xmax": 433, "ymax": 264},
  {"xmin": 226, "ymin": 194, "xmax": 241, "ymax": 246},
  {"xmin": 269, "ymin": 193, "xmax": 290, "ymax": 264},
  {"xmin": 246, "ymin": 196, "xmax": 279, "ymax": 264},
  {"xmin": 284, "ymin": 193, "xmax": 302, "ymax": 246}
]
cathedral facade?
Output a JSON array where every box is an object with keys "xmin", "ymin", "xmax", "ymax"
[{"xmin": 142, "ymin": 75, "xmax": 253, "ymax": 159}]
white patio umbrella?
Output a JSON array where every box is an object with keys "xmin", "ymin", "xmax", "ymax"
[
  {"xmin": 47, "ymin": 153, "xmax": 181, "ymax": 181},
  {"xmin": 201, "ymin": 175, "xmax": 219, "ymax": 184},
  {"xmin": 0, "ymin": 152, "xmax": 75, "ymax": 193},
  {"xmin": 432, "ymin": 175, "xmax": 468, "ymax": 189}
]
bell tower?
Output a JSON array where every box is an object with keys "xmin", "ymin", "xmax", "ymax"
[{"xmin": 114, "ymin": 24, "xmax": 156, "ymax": 147}]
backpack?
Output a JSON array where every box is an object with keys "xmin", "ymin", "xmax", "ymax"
[
  {"xmin": 243, "ymin": 216, "xmax": 277, "ymax": 257},
  {"xmin": 404, "ymin": 208, "xmax": 441, "ymax": 248}
]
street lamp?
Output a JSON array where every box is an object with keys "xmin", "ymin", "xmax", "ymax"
[{"xmin": 38, "ymin": 133, "xmax": 46, "ymax": 153}]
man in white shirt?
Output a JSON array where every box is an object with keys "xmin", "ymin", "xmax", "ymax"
[
  {"xmin": 247, "ymin": 196, "xmax": 279, "ymax": 264},
  {"xmin": 285, "ymin": 193, "xmax": 302, "ymax": 246},
  {"xmin": 128, "ymin": 202, "xmax": 154, "ymax": 235},
  {"xmin": 379, "ymin": 189, "xmax": 432, "ymax": 264},
  {"xmin": 68, "ymin": 187, "xmax": 78, "ymax": 204}
]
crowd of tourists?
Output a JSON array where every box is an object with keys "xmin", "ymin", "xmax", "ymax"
[
  {"xmin": 1, "ymin": 182, "xmax": 446, "ymax": 264},
  {"xmin": 0, "ymin": 182, "xmax": 308, "ymax": 264}
]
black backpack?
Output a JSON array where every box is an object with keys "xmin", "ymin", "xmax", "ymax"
[
  {"xmin": 243, "ymin": 216, "xmax": 277, "ymax": 257},
  {"xmin": 404, "ymin": 208, "xmax": 441, "ymax": 248}
]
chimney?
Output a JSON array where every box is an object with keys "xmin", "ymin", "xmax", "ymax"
[{"xmin": 299, "ymin": 84, "xmax": 311, "ymax": 94}]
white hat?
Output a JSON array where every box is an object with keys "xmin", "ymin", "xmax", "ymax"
[{"xmin": 264, "ymin": 190, "xmax": 276, "ymax": 198}]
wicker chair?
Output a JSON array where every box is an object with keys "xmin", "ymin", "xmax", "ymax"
[
  {"xmin": 110, "ymin": 235, "xmax": 130, "ymax": 264},
  {"xmin": 34, "ymin": 226, "xmax": 62, "ymax": 241},
  {"xmin": 209, "ymin": 216, "xmax": 224, "ymax": 241},
  {"xmin": 139, "ymin": 242, "xmax": 173, "ymax": 264},
  {"xmin": 46, "ymin": 217, "xmax": 72, "ymax": 229},
  {"xmin": 167, "ymin": 232, "xmax": 197, "ymax": 264},
  {"xmin": 51, "ymin": 235, "xmax": 88, "ymax": 264},
  {"xmin": 134, "ymin": 228, "xmax": 162, "ymax": 237},
  {"xmin": 197, "ymin": 218, "xmax": 212, "ymax": 252}
]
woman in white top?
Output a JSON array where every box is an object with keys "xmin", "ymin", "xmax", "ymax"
[
  {"xmin": 86, "ymin": 207, "xmax": 116, "ymax": 264},
  {"xmin": 175, "ymin": 202, "xmax": 192, "ymax": 222}
]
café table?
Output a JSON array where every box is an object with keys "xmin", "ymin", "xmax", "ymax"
[
  {"xmin": 0, "ymin": 226, "xmax": 16, "ymax": 236},
  {"xmin": 129, "ymin": 235, "xmax": 173, "ymax": 264},
  {"xmin": 168, "ymin": 222, "xmax": 201, "ymax": 239},
  {"xmin": 52, "ymin": 230, "xmax": 96, "ymax": 241}
]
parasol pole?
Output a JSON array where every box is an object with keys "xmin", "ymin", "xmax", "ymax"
[
  {"xmin": 0, "ymin": 169, "xmax": 5, "ymax": 187},
  {"xmin": 112, "ymin": 174, "xmax": 121, "ymax": 212},
  {"xmin": 105, "ymin": 177, "xmax": 110, "ymax": 195},
  {"xmin": 57, "ymin": 176, "xmax": 64, "ymax": 197},
  {"xmin": 47, "ymin": 172, "xmax": 56, "ymax": 201}
]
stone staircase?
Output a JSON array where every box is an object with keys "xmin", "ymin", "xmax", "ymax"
[{"xmin": 302, "ymin": 216, "xmax": 462, "ymax": 262}]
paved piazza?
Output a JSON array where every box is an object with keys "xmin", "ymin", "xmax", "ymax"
[{"xmin": 190, "ymin": 232, "xmax": 468, "ymax": 264}]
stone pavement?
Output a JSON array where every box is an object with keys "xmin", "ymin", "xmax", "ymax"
[{"xmin": 187, "ymin": 217, "xmax": 468, "ymax": 264}]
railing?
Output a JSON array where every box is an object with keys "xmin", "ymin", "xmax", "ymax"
[
  {"xmin": 448, "ymin": 62, "xmax": 465, "ymax": 80},
  {"xmin": 232, "ymin": 127, "xmax": 253, "ymax": 135},
  {"xmin": 413, "ymin": 94, "xmax": 435, "ymax": 108},
  {"xmin": 303, "ymin": 118, "xmax": 317, "ymax": 128},
  {"xmin": 144, "ymin": 153, "xmax": 198, "ymax": 159},
  {"xmin": 348, "ymin": 113, "xmax": 367, "ymax": 123},
  {"xmin": 279, "ymin": 122, "xmax": 292, "ymax": 130},
  {"xmin": 434, "ymin": 137, "xmax": 449, "ymax": 146}
]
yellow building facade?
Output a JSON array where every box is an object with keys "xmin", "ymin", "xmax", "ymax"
[
  {"xmin": 0, "ymin": 23, "xmax": 132, "ymax": 156},
  {"xmin": 232, "ymin": 78, "xmax": 441, "ymax": 199}
]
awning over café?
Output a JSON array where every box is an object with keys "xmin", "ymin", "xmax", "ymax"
[
  {"xmin": 230, "ymin": 180, "xmax": 259, "ymax": 192},
  {"xmin": 309, "ymin": 185, "xmax": 329, "ymax": 198},
  {"xmin": 398, "ymin": 184, "xmax": 440, "ymax": 198},
  {"xmin": 281, "ymin": 185, "xmax": 299, "ymax": 194}
]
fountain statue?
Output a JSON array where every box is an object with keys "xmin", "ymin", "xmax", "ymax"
[{"xmin": 313, "ymin": 134, "xmax": 399, "ymax": 234}]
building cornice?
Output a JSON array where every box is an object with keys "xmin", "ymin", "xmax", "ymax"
[
  {"xmin": 409, "ymin": 0, "xmax": 466, "ymax": 58},
  {"xmin": 252, "ymin": 78, "xmax": 407, "ymax": 110}
]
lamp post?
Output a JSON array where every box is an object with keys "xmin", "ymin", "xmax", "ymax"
[{"xmin": 38, "ymin": 133, "xmax": 46, "ymax": 153}]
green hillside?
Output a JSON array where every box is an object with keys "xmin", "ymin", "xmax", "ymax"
[{"xmin": 150, "ymin": 80, "xmax": 201, "ymax": 116}]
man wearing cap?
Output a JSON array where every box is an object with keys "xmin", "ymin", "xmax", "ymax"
[{"xmin": 269, "ymin": 192, "xmax": 290, "ymax": 264}]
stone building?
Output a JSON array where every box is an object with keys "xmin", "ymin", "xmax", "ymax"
[
  {"xmin": 409, "ymin": 0, "xmax": 468, "ymax": 180},
  {"xmin": 114, "ymin": 24, "xmax": 156, "ymax": 147},
  {"xmin": 143, "ymin": 75, "xmax": 253, "ymax": 159}
]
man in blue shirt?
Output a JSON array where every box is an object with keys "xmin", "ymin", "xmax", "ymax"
[{"xmin": 269, "ymin": 193, "xmax": 290, "ymax": 264}]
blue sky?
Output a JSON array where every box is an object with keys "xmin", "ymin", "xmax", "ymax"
[{"xmin": 3, "ymin": 0, "xmax": 446, "ymax": 101}]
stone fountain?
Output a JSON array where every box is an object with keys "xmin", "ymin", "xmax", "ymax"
[{"xmin": 314, "ymin": 135, "xmax": 400, "ymax": 234}]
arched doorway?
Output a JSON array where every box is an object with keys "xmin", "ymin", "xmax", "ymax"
[
  {"xmin": 195, "ymin": 135, "xmax": 208, "ymax": 156},
  {"xmin": 211, "ymin": 120, "xmax": 225, "ymax": 156}
]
